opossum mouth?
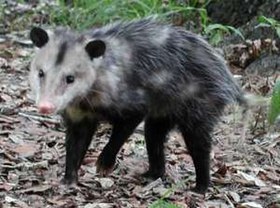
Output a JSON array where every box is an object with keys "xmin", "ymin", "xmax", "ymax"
[
  {"xmin": 69, "ymin": 97, "xmax": 94, "ymax": 112},
  {"xmin": 57, "ymin": 109, "xmax": 65, "ymax": 115}
]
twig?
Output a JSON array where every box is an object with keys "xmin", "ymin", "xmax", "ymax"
[
  {"xmin": 18, "ymin": 111, "xmax": 60, "ymax": 124},
  {"xmin": 142, "ymin": 178, "xmax": 163, "ymax": 192},
  {"xmin": 223, "ymin": 193, "xmax": 235, "ymax": 208},
  {"xmin": 0, "ymin": 114, "xmax": 20, "ymax": 123},
  {"xmin": 1, "ymin": 161, "xmax": 48, "ymax": 170},
  {"xmin": 251, "ymin": 107, "xmax": 263, "ymax": 134}
]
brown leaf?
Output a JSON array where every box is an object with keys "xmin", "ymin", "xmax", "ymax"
[
  {"xmin": 0, "ymin": 183, "xmax": 13, "ymax": 191},
  {"xmin": 13, "ymin": 143, "xmax": 38, "ymax": 157},
  {"xmin": 215, "ymin": 163, "xmax": 228, "ymax": 177},
  {"xmin": 17, "ymin": 185, "xmax": 51, "ymax": 194}
]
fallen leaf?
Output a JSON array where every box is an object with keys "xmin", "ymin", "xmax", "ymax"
[
  {"xmin": 84, "ymin": 203, "xmax": 114, "ymax": 208},
  {"xmin": 0, "ymin": 183, "xmax": 13, "ymax": 191},
  {"xmin": 241, "ymin": 202, "xmax": 263, "ymax": 208},
  {"xmin": 228, "ymin": 191, "xmax": 241, "ymax": 203},
  {"xmin": 237, "ymin": 171, "xmax": 266, "ymax": 187},
  {"xmin": 13, "ymin": 143, "xmax": 38, "ymax": 157},
  {"xmin": 5, "ymin": 196, "xmax": 16, "ymax": 203},
  {"xmin": 17, "ymin": 185, "xmax": 51, "ymax": 194},
  {"xmin": 142, "ymin": 178, "xmax": 163, "ymax": 192},
  {"xmin": 97, "ymin": 178, "xmax": 114, "ymax": 190},
  {"xmin": 152, "ymin": 186, "xmax": 169, "ymax": 197}
]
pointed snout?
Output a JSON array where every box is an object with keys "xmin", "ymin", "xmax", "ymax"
[{"xmin": 38, "ymin": 101, "xmax": 55, "ymax": 114}]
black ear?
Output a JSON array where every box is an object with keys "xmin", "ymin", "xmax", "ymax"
[
  {"xmin": 85, "ymin": 40, "xmax": 106, "ymax": 60},
  {"xmin": 30, "ymin": 27, "xmax": 49, "ymax": 48}
]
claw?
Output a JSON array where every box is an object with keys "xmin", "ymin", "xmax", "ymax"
[
  {"xmin": 95, "ymin": 154, "xmax": 115, "ymax": 176},
  {"xmin": 61, "ymin": 173, "xmax": 78, "ymax": 185},
  {"xmin": 142, "ymin": 169, "xmax": 164, "ymax": 179}
]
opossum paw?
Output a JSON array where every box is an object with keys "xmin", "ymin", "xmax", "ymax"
[
  {"xmin": 96, "ymin": 154, "xmax": 115, "ymax": 176},
  {"xmin": 190, "ymin": 185, "xmax": 208, "ymax": 195},
  {"xmin": 142, "ymin": 168, "xmax": 164, "ymax": 179},
  {"xmin": 61, "ymin": 175, "xmax": 77, "ymax": 186}
]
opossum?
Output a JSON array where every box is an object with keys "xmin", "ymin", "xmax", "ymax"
[{"xmin": 29, "ymin": 18, "xmax": 246, "ymax": 194}]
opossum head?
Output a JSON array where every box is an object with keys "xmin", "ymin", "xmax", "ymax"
[{"xmin": 29, "ymin": 27, "xmax": 106, "ymax": 114}]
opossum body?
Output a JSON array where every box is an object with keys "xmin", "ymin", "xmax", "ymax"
[{"xmin": 29, "ymin": 18, "xmax": 245, "ymax": 194}]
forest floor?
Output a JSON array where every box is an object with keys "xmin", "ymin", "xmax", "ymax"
[{"xmin": 0, "ymin": 1, "xmax": 280, "ymax": 208}]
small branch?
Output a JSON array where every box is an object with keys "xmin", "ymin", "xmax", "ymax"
[
  {"xmin": 18, "ymin": 111, "xmax": 61, "ymax": 124},
  {"xmin": 0, "ymin": 114, "xmax": 20, "ymax": 124}
]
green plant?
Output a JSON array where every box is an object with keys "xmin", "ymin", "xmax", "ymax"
[
  {"xmin": 150, "ymin": 199, "xmax": 182, "ymax": 208},
  {"xmin": 268, "ymin": 80, "xmax": 280, "ymax": 125},
  {"xmin": 203, "ymin": 23, "xmax": 245, "ymax": 45},
  {"xmin": 0, "ymin": 4, "xmax": 4, "ymax": 30},
  {"xmin": 257, "ymin": 15, "xmax": 280, "ymax": 38},
  {"xmin": 52, "ymin": 0, "xmax": 161, "ymax": 29},
  {"xmin": 3, "ymin": 0, "xmax": 238, "ymax": 46},
  {"xmin": 50, "ymin": 0, "xmax": 211, "ymax": 30},
  {"xmin": 149, "ymin": 178, "xmax": 189, "ymax": 208}
]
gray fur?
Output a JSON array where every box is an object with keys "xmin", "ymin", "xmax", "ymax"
[
  {"xmin": 29, "ymin": 18, "xmax": 245, "ymax": 193},
  {"xmin": 30, "ymin": 19, "xmax": 243, "ymax": 117}
]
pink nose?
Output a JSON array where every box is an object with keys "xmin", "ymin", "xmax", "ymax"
[{"xmin": 38, "ymin": 101, "xmax": 55, "ymax": 114}]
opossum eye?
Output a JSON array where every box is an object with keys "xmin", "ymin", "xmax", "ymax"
[
  {"xmin": 65, "ymin": 75, "xmax": 75, "ymax": 84},
  {"xmin": 38, "ymin": 69, "xmax": 44, "ymax": 78}
]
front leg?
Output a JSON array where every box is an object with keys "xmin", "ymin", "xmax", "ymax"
[
  {"xmin": 96, "ymin": 114, "xmax": 143, "ymax": 176},
  {"xmin": 63, "ymin": 117, "xmax": 98, "ymax": 185}
]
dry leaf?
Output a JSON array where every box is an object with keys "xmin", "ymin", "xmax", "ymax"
[{"xmin": 241, "ymin": 202, "xmax": 263, "ymax": 208}]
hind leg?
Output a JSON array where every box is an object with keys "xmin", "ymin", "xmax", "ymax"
[
  {"xmin": 143, "ymin": 116, "xmax": 173, "ymax": 179},
  {"xmin": 178, "ymin": 118, "xmax": 215, "ymax": 194}
]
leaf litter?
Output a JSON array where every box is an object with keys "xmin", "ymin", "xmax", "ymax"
[{"xmin": 0, "ymin": 2, "xmax": 280, "ymax": 208}]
